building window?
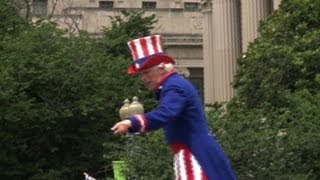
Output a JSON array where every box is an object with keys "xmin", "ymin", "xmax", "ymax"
[
  {"xmin": 189, "ymin": 78, "xmax": 203, "ymax": 102},
  {"xmin": 187, "ymin": 68, "xmax": 204, "ymax": 102},
  {"xmin": 142, "ymin": 1, "xmax": 156, "ymax": 10},
  {"xmin": 99, "ymin": 1, "xmax": 114, "ymax": 10},
  {"xmin": 33, "ymin": 0, "xmax": 47, "ymax": 16},
  {"xmin": 184, "ymin": 2, "xmax": 200, "ymax": 12}
]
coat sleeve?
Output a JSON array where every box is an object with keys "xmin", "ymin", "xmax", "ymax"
[{"xmin": 128, "ymin": 84, "xmax": 187, "ymax": 133}]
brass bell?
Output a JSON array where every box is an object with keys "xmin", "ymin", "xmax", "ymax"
[
  {"xmin": 119, "ymin": 99, "xmax": 130, "ymax": 120},
  {"xmin": 128, "ymin": 96, "xmax": 144, "ymax": 117}
]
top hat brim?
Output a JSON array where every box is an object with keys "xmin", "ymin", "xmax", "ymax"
[{"xmin": 127, "ymin": 54, "xmax": 175, "ymax": 75}]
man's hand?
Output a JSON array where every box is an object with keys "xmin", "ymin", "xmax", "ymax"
[{"xmin": 111, "ymin": 119, "xmax": 132, "ymax": 136}]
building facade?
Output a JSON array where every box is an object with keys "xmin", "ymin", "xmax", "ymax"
[
  {"xmin": 31, "ymin": 0, "xmax": 282, "ymax": 103},
  {"xmin": 202, "ymin": 0, "xmax": 281, "ymax": 103}
]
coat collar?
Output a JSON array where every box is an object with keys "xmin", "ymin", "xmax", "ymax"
[{"xmin": 156, "ymin": 70, "xmax": 176, "ymax": 91}]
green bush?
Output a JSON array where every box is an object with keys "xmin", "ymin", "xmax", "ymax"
[
  {"xmin": 208, "ymin": 90, "xmax": 320, "ymax": 179},
  {"xmin": 0, "ymin": 6, "xmax": 157, "ymax": 180},
  {"xmin": 234, "ymin": 0, "xmax": 320, "ymax": 108},
  {"xmin": 207, "ymin": 0, "xmax": 320, "ymax": 179},
  {"xmin": 121, "ymin": 131, "xmax": 173, "ymax": 180}
]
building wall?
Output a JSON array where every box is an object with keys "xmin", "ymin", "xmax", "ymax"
[
  {"xmin": 35, "ymin": 0, "xmax": 204, "ymax": 98},
  {"xmin": 42, "ymin": 0, "xmax": 204, "ymax": 76},
  {"xmin": 44, "ymin": 0, "xmax": 202, "ymax": 36},
  {"xmin": 50, "ymin": 0, "xmax": 201, "ymax": 9},
  {"xmin": 201, "ymin": 0, "xmax": 281, "ymax": 103},
  {"xmin": 33, "ymin": 0, "xmax": 283, "ymax": 104}
]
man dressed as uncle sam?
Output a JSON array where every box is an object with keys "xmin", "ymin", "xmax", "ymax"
[{"xmin": 111, "ymin": 35, "xmax": 236, "ymax": 180}]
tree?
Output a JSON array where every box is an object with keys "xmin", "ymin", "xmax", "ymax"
[
  {"xmin": 101, "ymin": 10, "xmax": 157, "ymax": 57},
  {"xmin": 0, "ymin": 0, "xmax": 28, "ymax": 39},
  {"xmin": 233, "ymin": 0, "xmax": 320, "ymax": 108},
  {"xmin": 207, "ymin": 0, "xmax": 320, "ymax": 179},
  {"xmin": 0, "ymin": 6, "xmax": 157, "ymax": 180}
]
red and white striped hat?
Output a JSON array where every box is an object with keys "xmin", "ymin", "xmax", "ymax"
[{"xmin": 127, "ymin": 35, "xmax": 175, "ymax": 74}]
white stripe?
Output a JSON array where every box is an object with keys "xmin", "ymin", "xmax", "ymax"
[
  {"xmin": 133, "ymin": 39, "xmax": 144, "ymax": 59},
  {"xmin": 174, "ymin": 153, "xmax": 179, "ymax": 180},
  {"xmin": 127, "ymin": 42, "xmax": 135, "ymax": 59},
  {"xmin": 145, "ymin": 36, "xmax": 155, "ymax": 55},
  {"xmin": 136, "ymin": 115, "xmax": 145, "ymax": 132},
  {"xmin": 191, "ymin": 155, "xmax": 202, "ymax": 180},
  {"xmin": 178, "ymin": 150, "xmax": 187, "ymax": 180},
  {"xmin": 155, "ymin": 35, "xmax": 163, "ymax": 53}
]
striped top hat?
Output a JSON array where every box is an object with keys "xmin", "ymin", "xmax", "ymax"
[{"xmin": 127, "ymin": 34, "xmax": 175, "ymax": 74}]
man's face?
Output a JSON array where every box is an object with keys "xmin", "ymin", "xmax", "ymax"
[{"xmin": 139, "ymin": 66, "xmax": 164, "ymax": 91}]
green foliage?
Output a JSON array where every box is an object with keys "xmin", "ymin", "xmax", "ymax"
[
  {"xmin": 0, "ymin": 0, "xmax": 28, "ymax": 39},
  {"xmin": 0, "ymin": 21, "xmax": 111, "ymax": 179},
  {"xmin": 209, "ymin": 90, "xmax": 320, "ymax": 179},
  {"xmin": 101, "ymin": 10, "xmax": 157, "ymax": 57},
  {"xmin": 0, "ymin": 6, "xmax": 157, "ymax": 180},
  {"xmin": 206, "ymin": 0, "xmax": 320, "ymax": 179},
  {"xmin": 234, "ymin": 0, "xmax": 320, "ymax": 108},
  {"xmin": 121, "ymin": 131, "xmax": 173, "ymax": 180}
]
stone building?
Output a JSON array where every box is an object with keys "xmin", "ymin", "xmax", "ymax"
[
  {"xmin": 31, "ymin": 0, "xmax": 282, "ymax": 103},
  {"xmin": 202, "ymin": 0, "xmax": 282, "ymax": 103}
]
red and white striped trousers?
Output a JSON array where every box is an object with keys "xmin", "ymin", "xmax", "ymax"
[{"xmin": 171, "ymin": 144, "xmax": 208, "ymax": 180}]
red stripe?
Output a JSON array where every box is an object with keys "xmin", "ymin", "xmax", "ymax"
[
  {"xmin": 134, "ymin": 115, "xmax": 143, "ymax": 131},
  {"xmin": 129, "ymin": 41, "xmax": 138, "ymax": 60},
  {"xmin": 171, "ymin": 144, "xmax": 208, "ymax": 180},
  {"xmin": 151, "ymin": 35, "xmax": 159, "ymax": 53},
  {"xmin": 171, "ymin": 144, "xmax": 188, "ymax": 154},
  {"xmin": 183, "ymin": 149, "xmax": 194, "ymax": 180},
  {"xmin": 140, "ymin": 38, "xmax": 149, "ymax": 57},
  {"xmin": 201, "ymin": 171, "xmax": 208, "ymax": 180},
  {"xmin": 140, "ymin": 115, "xmax": 148, "ymax": 132}
]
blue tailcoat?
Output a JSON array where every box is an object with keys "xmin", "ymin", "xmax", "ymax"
[{"xmin": 129, "ymin": 72, "xmax": 236, "ymax": 179}]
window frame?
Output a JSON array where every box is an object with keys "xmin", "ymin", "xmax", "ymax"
[
  {"xmin": 142, "ymin": 1, "xmax": 157, "ymax": 10},
  {"xmin": 33, "ymin": 0, "xmax": 48, "ymax": 16},
  {"xmin": 99, "ymin": 1, "xmax": 114, "ymax": 10},
  {"xmin": 184, "ymin": 2, "xmax": 200, "ymax": 12}
]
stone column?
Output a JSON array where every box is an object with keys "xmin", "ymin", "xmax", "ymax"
[
  {"xmin": 241, "ymin": 0, "xmax": 272, "ymax": 52},
  {"xmin": 273, "ymin": 0, "xmax": 282, "ymax": 10},
  {"xmin": 201, "ymin": 0, "xmax": 215, "ymax": 104},
  {"xmin": 211, "ymin": 0, "xmax": 241, "ymax": 102}
]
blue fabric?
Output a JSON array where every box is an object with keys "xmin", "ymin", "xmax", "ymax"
[{"xmin": 129, "ymin": 72, "xmax": 236, "ymax": 179}]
